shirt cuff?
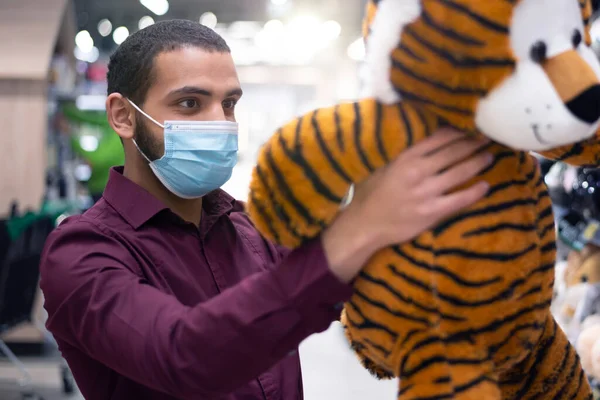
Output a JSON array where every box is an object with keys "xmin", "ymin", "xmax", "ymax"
[{"xmin": 271, "ymin": 238, "xmax": 354, "ymax": 323}]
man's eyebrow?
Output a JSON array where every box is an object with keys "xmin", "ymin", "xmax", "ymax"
[
  {"xmin": 226, "ymin": 88, "xmax": 244, "ymax": 97},
  {"xmin": 167, "ymin": 86, "xmax": 243, "ymax": 97},
  {"xmin": 168, "ymin": 86, "xmax": 212, "ymax": 97}
]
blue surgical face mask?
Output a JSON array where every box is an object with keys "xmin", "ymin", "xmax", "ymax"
[{"xmin": 128, "ymin": 99, "xmax": 238, "ymax": 199}]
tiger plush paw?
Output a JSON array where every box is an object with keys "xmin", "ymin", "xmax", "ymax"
[{"xmin": 340, "ymin": 309, "xmax": 395, "ymax": 380}]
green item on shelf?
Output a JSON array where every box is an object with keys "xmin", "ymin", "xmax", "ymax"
[
  {"xmin": 5, "ymin": 200, "xmax": 80, "ymax": 240},
  {"xmin": 5, "ymin": 212, "xmax": 41, "ymax": 241},
  {"xmin": 62, "ymin": 104, "xmax": 125, "ymax": 195}
]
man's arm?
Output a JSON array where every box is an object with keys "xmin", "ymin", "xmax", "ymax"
[{"xmin": 40, "ymin": 219, "xmax": 354, "ymax": 399}]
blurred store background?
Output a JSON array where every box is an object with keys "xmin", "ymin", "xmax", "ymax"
[{"xmin": 1, "ymin": 0, "xmax": 600, "ymax": 399}]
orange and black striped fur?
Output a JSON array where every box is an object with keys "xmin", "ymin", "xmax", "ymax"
[{"xmin": 247, "ymin": 0, "xmax": 600, "ymax": 399}]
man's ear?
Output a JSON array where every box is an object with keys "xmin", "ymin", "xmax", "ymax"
[{"xmin": 106, "ymin": 93, "xmax": 135, "ymax": 140}]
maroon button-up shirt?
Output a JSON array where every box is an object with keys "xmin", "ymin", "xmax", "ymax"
[{"xmin": 40, "ymin": 167, "xmax": 353, "ymax": 400}]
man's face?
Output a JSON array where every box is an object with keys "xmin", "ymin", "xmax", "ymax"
[{"xmin": 134, "ymin": 47, "xmax": 242, "ymax": 161}]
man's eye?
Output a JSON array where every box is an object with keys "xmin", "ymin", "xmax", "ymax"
[
  {"xmin": 179, "ymin": 99, "xmax": 199, "ymax": 108},
  {"xmin": 223, "ymin": 100, "xmax": 236, "ymax": 109}
]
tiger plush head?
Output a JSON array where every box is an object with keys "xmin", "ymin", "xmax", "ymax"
[{"xmin": 362, "ymin": 0, "xmax": 600, "ymax": 151}]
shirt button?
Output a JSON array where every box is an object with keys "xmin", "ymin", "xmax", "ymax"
[{"xmin": 288, "ymin": 350, "xmax": 297, "ymax": 357}]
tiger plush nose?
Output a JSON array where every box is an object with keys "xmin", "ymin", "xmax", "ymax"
[
  {"xmin": 566, "ymin": 85, "xmax": 600, "ymax": 123},
  {"xmin": 543, "ymin": 49, "xmax": 600, "ymax": 124}
]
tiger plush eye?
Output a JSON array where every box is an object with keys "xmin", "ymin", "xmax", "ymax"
[
  {"xmin": 572, "ymin": 29, "xmax": 583, "ymax": 47},
  {"xmin": 530, "ymin": 41, "xmax": 548, "ymax": 63}
]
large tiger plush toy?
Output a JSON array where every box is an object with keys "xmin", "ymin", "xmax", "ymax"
[{"xmin": 247, "ymin": 0, "xmax": 600, "ymax": 398}]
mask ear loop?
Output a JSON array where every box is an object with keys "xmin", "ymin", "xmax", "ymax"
[
  {"xmin": 127, "ymin": 98, "xmax": 165, "ymax": 129},
  {"xmin": 126, "ymin": 98, "xmax": 163, "ymax": 163}
]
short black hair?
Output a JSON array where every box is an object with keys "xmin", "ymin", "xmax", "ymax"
[{"xmin": 107, "ymin": 19, "xmax": 230, "ymax": 106}]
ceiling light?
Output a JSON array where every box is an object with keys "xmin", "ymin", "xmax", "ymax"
[
  {"xmin": 200, "ymin": 12, "xmax": 218, "ymax": 29},
  {"xmin": 263, "ymin": 19, "xmax": 284, "ymax": 32},
  {"xmin": 140, "ymin": 0, "xmax": 169, "ymax": 16},
  {"xmin": 139, "ymin": 16, "xmax": 155, "ymax": 30},
  {"xmin": 97, "ymin": 19, "xmax": 112, "ymax": 37},
  {"xmin": 75, "ymin": 30, "xmax": 94, "ymax": 53},
  {"xmin": 113, "ymin": 26, "xmax": 130, "ymax": 45},
  {"xmin": 347, "ymin": 37, "xmax": 366, "ymax": 61},
  {"xmin": 271, "ymin": 0, "xmax": 288, "ymax": 4},
  {"xmin": 74, "ymin": 46, "xmax": 99, "ymax": 63},
  {"xmin": 321, "ymin": 20, "xmax": 342, "ymax": 41}
]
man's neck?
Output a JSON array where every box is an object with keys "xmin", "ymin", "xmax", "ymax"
[{"xmin": 123, "ymin": 161, "xmax": 203, "ymax": 226}]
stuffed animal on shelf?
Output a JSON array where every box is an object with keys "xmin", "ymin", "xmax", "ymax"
[
  {"xmin": 576, "ymin": 315, "xmax": 600, "ymax": 387},
  {"xmin": 246, "ymin": 0, "xmax": 600, "ymax": 398},
  {"xmin": 554, "ymin": 245, "xmax": 600, "ymax": 339}
]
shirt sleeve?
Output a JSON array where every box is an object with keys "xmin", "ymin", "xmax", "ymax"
[{"xmin": 40, "ymin": 218, "xmax": 353, "ymax": 399}]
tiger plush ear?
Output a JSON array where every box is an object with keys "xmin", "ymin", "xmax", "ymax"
[
  {"xmin": 361, "ymin": 0, "xmax": 379, "ymax": 39},
  {"xmin": 581, "ymin": 0, "xmax": 593, "ymax": 45}
]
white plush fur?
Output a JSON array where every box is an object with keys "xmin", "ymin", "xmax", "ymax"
[{"xmin": 361, "ymin": 0, "xmax": 422, "ymax": 104}]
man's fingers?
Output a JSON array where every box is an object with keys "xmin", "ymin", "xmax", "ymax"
[
  {"xmin": 420, "ymin": 137, "xmax": 491, "ymax": 176},
  {"xmin": 419, "ymin": 152, "xmax": 493, "ymax": 197},
  {"xmin": 401, "ymin": 128, "xmax": 466, "ymax": 159},
  {"xmin": 419, "ymin": 181, "xmax": 489, "ymax": 220}
]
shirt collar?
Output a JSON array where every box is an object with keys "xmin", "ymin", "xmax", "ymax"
[{"xmin": 103, "ymin": 167, "xmax": 237, "ymax": 230}]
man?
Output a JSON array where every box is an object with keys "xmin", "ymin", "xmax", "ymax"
[{"xmin": 40, "ymin": 20, "xmax": 492, "ymax": 400}]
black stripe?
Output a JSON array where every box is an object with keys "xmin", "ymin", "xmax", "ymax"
[
  {"xmin": 388, "ymin": 264, "xmax": 537, "ymax": 307},
  {"xmin": 531, "ymin": 261, "xmax": 554, "ymax": 275},
  {"xmin": 412, "ymin": 335, "xmax": 474, "ymax": 357},
  {"xmin": 443, "ymin": 300, "xmax": 552, "ymax": 344},
  {"xmin": 281, "ymin": 118, "xmax": 343, "ymax": 203},
  {"xmin": 540, "ymin": 241, "xmax": 556, "ymax": 253},
  {"xmin": 412, "ymin": 240, "xmax": 536, "ymax": 262},
  {"xmin": 255, "ymin": 164, "xmax": 306, "ymax": 241},
  {"xmin": 363, "ymin": 338, "xmax": 391, "ymax": 357},
  {"xmin": 415, "ymin": 108, "xmax": 432, "ymax": 138},
  {"xmin": 311, "ymin": 110, "xmax": 353, "ymax": 184},
  {"xmin": 554, "ymin": 142, "xmax": 584, "ymax": 162},
  {"xmin": 433, "ymin": 198, "xmax": 538, "ymax": 236},
  {"xmin": 550, "ymin": 342, "xmax": 578, "ymax": 400},
  {"xmin": 399, "ymin": 89, "xmax": 474, "ymax": 116},
  {"xmin": 391, "ymin": 58, "xmax": 487, "ymax": 95},
  {"xmin": 486, "ymin": 167, "xmax": 537, "ymax": 197},
  {"xmin": 537, "ymin": 204, "xmax": 553, "ymax": 221},
  {"xmin": 454, "ymin": 375, "xmax": 497, "ymax": 395},
  {"xmin": 358, "ymin": 271, "xmax": 466, "ymax": 321},
  {"xmin": 265, "ymin": 139, "xmax": 324, "ymax": 228},
  {"xmin": 374, "ymin": 102, "xmax": 388, "ymax": 163},
  {"xmin": 420, "ymin": 8, "xmax": 486, "ymax": 46},
  {"xmin": 398, "ymin": 383, "xmax": 415, "ymax": 397},
  {"xmin": 489, "ymin": 321, "xmax": 545, "ymax": 356},
  {"xmin": 410, "ymin": 392, "xmax": 454, "ymax": 400},
  {"xmin": 538, "ymin": 221, "xmax": 555, "ymax": 239},
  {"xmin": 512, "ymin": 319, "xmax": 557, "ymax": 398},
  {"xmin": 353, "ymin": 102, "xmax": 374, "ymax": 172},
  {"xmin": 393, "ymin": 245, "xmax": 502, "ymax": 287},
  {"xmin": 353, "ymin": 289, "xmax": 430, "ymax": 325},
  {"xmin": 402, "ymin": 328, "xmax": 424, "ymax": 347},
  {"xmin": 404, "ymin": 354, "xmax": 487, "ymax": 379},
  {"xmin": 248, "ymin": 190, "xmax": 280, "ymax": 243},
  {"xmin": 334, "ymin": 105, "xmax": 344, "ymax": 151},
  {"xmin": 439, "ymin": 0, "xmax": 509, "ymax": 33},
  {"xmin": 464, "ymin": 222, "xmax": 536, "ymax": 238},
  {"xmin": 398, "ymin": 42, "xmax": 426, "ymax": 62},
  {"xmin": 398, "ymin": 104, "xmax": 414, "ymax": 146},
  {"xmin": 477, "ymin": 149, "xmax": 518, "ymax": 176},
  {"xmin": 434, "ymin": 376, "xmax": 451, "ymax": 384},
  {"xmin": 518, "ymin": 285, "xmax": 543, "ymax": 299},
  {"xmin": 404, "ymin": 26, "xmax": 514, "ymax": 68},
  {"xmin": 346, "ymin": 301, "xmax": 399, "ymax": 339}
]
